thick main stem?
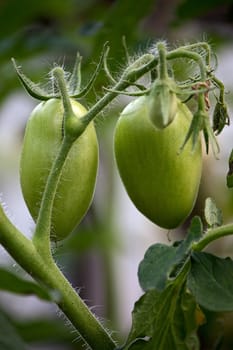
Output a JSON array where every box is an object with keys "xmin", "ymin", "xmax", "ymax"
[{"xmin": 0, "ymin": 204, "xmax": 116, "ymax": 349}]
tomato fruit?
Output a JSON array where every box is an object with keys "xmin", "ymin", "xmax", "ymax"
[
  {"xmin": 114, "ymin": 96, "xmax": 202, "ymax": 229},
  {"xmin": 20, "ymin": 98, "xmax": 98, "ymax": 241}
]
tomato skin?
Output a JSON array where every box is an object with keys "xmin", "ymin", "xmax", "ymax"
[
  {"xmin": 20, "ymin": 98, "xmax": 98, "ymax": 241},
  {"xmin": 114, "ymin": 96, "xmax": 202, "ymax": 229}
]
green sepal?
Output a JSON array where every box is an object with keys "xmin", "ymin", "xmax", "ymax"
[
  {"xmin": 12, "ymin": 43, "xmax": 109, "ymax": 101},
  {"xmin": 148, "ymin": 78, "xmax": 178, "ymax": 129},
  {"xmin": 180, "ymin": 108, "xmax": 219, "ymax": 156},
  {"xmin": 180, "ymin": 109, "xmax": 204, "ymax": 152},
  {"xmin": 12, "ymin": 58, "xmax": 55, "ymax": 101}
]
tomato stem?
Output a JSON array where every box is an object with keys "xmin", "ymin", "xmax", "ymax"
[
  {"xmin": 52, "ymin": 67, "xmax": 74, "ymax": 117},
  {"xmin": 166, "ymin": 49, "xmax": 206, "ymax": 81},
  {"xmin": 81, "ymin": 53, "xmax": 156, "ymax": 126},
  {"xmin": 192, "ymin": 224, "xmax": 233, "ymax": 251},
  {"xmin": 33, "ymin": 139, "xmax": 72, "ymax": 258},
  {"xmin": 157, "ymin": 42, "xmax": 169, "ymax": 80},
  {"xmin": 0, "ymin": 204, "xmax": 116, "ymax": 350}
]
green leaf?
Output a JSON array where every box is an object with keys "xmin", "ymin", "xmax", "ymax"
[
  {"xmin": 204, "ymin": 197, "xmax": 223, "ymax": 228},
  {"xmin": 138, "ymin": 217, "xmax": 203, "ymax": 291},
  {"xmin": 124, "ymin": 283, "xmax": 201, "ymax": 350},
  {"xmin": 188, "ymin": 252, "xmax": 233, "ymax": 311},
  {"xmin": 0, "ymin": 311, "xmax": 27, "ymax": 350},
  {"xmin": 138, "ymin": 244, "xmax": 177, "ymax": 291},
  {"xmin": 0, "ymin": 268, "xmax": 59, "ymax": 302}
]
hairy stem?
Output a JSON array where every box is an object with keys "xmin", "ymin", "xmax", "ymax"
[
  {"xmin": 0, "ymin": 204, "xmax": 116, "ymax": 349},
  {"xmin": 33, "ymin": 138, "xmax": 72, "ymax": 258},
  {"xmin": 192, "ymin": 224, "xmax": 233, "ymax": 251},
  {"xmin": 167, "ymin": 49, "xmax": 206, "ymax": 81},
  {"xmin": 157, "ymin": 42, "xmax": 168, "ymax": 80},
  {"xmin": 81, "ymin": 53, "xmax": 156, "ymax": 126}
]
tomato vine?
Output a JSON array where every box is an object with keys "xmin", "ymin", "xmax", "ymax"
[{"xmin": 0, "ymin": 40, "xmax": 232, "ymax": 350}]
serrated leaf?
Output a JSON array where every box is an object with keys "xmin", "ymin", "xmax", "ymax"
[
  {"xmin": 188, "ymin": 252, "xmax": 233, "ymax": 311},
  {"xmin": 124, "ymin": 283, "xmax": 201, "ymax": 350},
  {"xmin": 138, "ymin": 217, "xmax": 203, "ymax": 291},
  {"xmin": 0, "ymin": 268, "xmax": 59, "ymax": 302},
  {"xmin": 204, "ymin": 197, "xmax": 222, "ymax": 227},
  {"xmin": 0, "ymin": 311, "xmax": 27, "ymax": 350}
]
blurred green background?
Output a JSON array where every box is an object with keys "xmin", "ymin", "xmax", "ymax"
[{"xmin": 0, "ymin": 0, "xmax": 233, "ymax": 349}]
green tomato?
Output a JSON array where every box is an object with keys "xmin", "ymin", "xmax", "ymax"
[
  {"xmin": 20, "ymin": 98, "xmax": 98, "ymax": 241},
  {"xmin": 114, "ymin": 96, "xmax": 202, "ymax": 229}
]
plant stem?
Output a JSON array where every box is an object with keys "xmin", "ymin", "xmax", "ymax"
[
  {"xmin": 38, "ymin": 260, "xmax": 117, "ymax": 350},
  {"xmin": 0, "ymin": 204, "xmax": 43, "ymax": 275},
  {"xmin": 81, "ymin": 53, "xmax": 156, "ymax": 126},
  {"xmin": 157, "ymin": 42, "xmax": 168, "ymax": 80},
  {"xmin": 192, "ymin": 224, "xmax": 233, "ymax": 251},
  {"xmin": 181, "ymin": 42, "xmax": 211, "ymax": 66},
  {"xmin": 0, "ymin": 204, "xmax": 116, "ymax": 349},
  {"xmin": 167, "ymin": 49, "xmax": 206, "ymax": 81},
  {"xmin": 33, "ymin": 138, "xmax": 72, "ymax": 259}
]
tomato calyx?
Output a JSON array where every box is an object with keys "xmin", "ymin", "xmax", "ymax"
[
  {"xmin": 64, "ymin": 110, "xmax": 87, "ymax": 141},
  {"xmin": 148, "ymin": 78, "xmax": 178, "ymax": 129},
  {"xmin": 12, "ymin": 43, "xmax": 108, "ymax": 101}
]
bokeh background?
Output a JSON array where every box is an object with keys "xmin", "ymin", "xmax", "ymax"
[{"xmin": 0, "ymin": 0, "xmax": 233, "ymax": 349}]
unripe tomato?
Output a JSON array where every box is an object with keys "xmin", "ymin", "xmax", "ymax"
[
  {"xmin": 20, "ymin": 98, "xmax": 98, "ymax": 241},
  {"xmin": 114, "ymin": 96, "xmax": 202, "ymax": 229}
]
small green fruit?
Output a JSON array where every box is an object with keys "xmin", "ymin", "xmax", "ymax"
[{"xmin": 20, "ymin": 98, "xmax": 98, "ymax": 241}]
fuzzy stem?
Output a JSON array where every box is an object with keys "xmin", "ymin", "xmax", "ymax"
[
  {"xmin": 33, "ymin": 139, "xmax": 73, "ymax": 258},
  {"xmin": 0, "ymin": 204, "xmax": 44, "ymax": 276},
  {"xmin": 167, "ymin": 49, "xmax": 206, "ymax": 81},
  {"xmin": 157, "ymin": 42, "xmax": 168, "ymax": 80},
  {"xmin": 81, "ymin": 53, "xmax": 156, "ymax": 126},
  {"xmin": 192, "ymin": 224, "xmax": 233, "ymax": 251},
  {"xmin": 181, "ymin": 42, "xmax": 211, "ymax": 66},
  {"xmin": 53, "ymin": 67, "xmax": 74, "ymax": 118},
  {"xmin": 0, "ymin": 204, "xmax": 116, "ymax": 349}
]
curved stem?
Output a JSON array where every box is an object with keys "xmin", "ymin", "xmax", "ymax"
[
  {"xmin": 33, "ymin": 139, "xmax": 72, "ymax": 258},
  {"xmin": 192, "ymin": 224, "xmax": 233, "ymax": 251},
  {"xmin": 167, "ymin": 49, "xmax": 206, "ymax": 81},
  {"xmin": 0, "ymin": 204, "xmax": 116, "ymax": 349},
  {"xmin": 81, "ymin": 53, "xmax": 156, "ymax": 126},
  {"xmin": 0, "ymin": 204, "xmax": 42, "ymax": 274},
  {"xmin": 181, "ymin": 42, "xmax": 211, "ymax": 66}
]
